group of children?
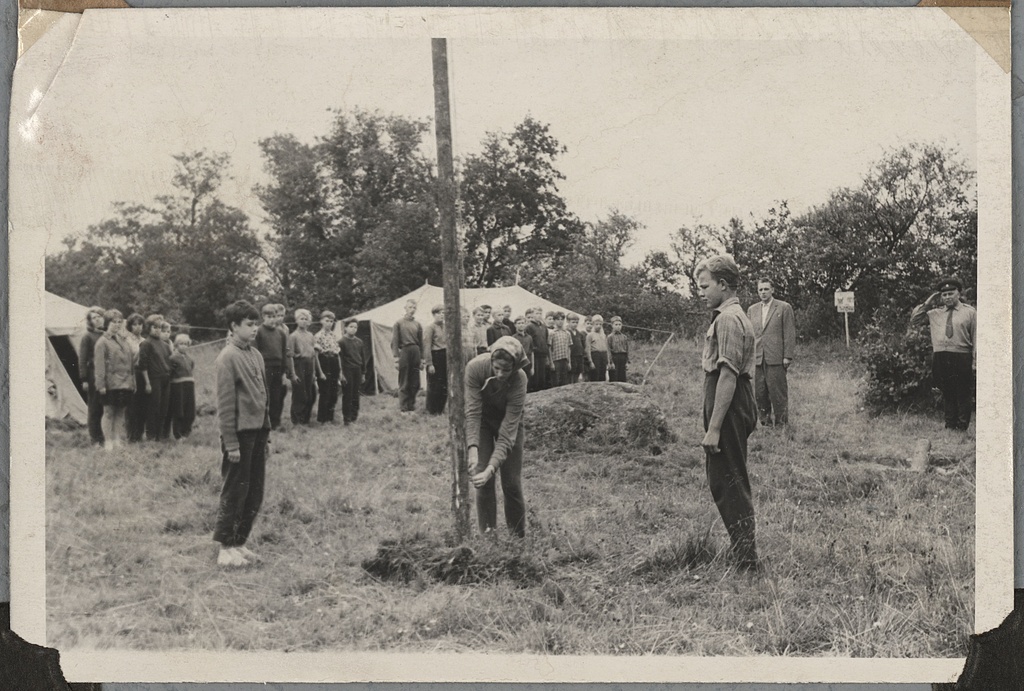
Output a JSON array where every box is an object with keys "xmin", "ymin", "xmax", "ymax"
[
  {"xmin": 469, "ymin": 305, "xmax": 631, "ymax": 390},
  {"xmin": 79, "ymin": 307, "xmax": 197, "ymax": 451},
  {"xmin": 77, "ymin": 301, "xmax": 369, "ymax": 454},
  {"xmin": 399, "ymin": 301, "xmax": 633, "ymax": 416}
]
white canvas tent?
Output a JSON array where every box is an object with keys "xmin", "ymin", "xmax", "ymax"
[
  {"xmin": 45, "ymin": 291, "xmax": 89, "ymax": 424},
  {"xmin": 339, "ymin": 283, "xmax": 581, "ymax": 393}
]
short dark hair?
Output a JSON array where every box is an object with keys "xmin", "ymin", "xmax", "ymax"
[
  {"xmin": 144, "ymin": 314, "xmax": 164, "ymax": 336},
  {"xmin": 342, "ymin": 317, "xmax": 359, "ymax": 328},
  {"xmin": 553, "ymin": 311, "xmax": 565, "ymax": 320},
  {"xmin": 224, "ymin": 300, "xmax": 260, "ymax": 329},
  {"xmin": 757, "ymin": 278, "xmax": 773, "ymax": 288},
  {"xmin": 126, "ymin": 313, "xmax": 145, "ymax": 330}
]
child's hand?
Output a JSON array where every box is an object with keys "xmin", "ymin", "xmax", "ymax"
[
  {"xmin": 609, "ymin": 363, "xmax": 615, "ymax": 370},
  {"xmin": 98, "ymin": 387, "xmax": 106, "ymax": 396},
  {"xmin": 427, "ymin": 365, "xmax": 435, "ymax": 374},
  {"xmin": 471, "ymin": 466, "xmax": 496, "ymax": 489},
  {"xmin": 226, "ymin": 449, "xmax": 241, "ymax": 464},
  {"xmin": 145, "ymin": 384, "xmax": 152, "ymax": 394},
  {"xmin": 318, "ymin": 373, "xmax": 327, "ymax": 380}
]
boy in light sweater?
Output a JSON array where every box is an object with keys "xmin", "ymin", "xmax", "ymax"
[{"xmin": 213, "ymin": 300, "xmax": 271, "ymax": 568}]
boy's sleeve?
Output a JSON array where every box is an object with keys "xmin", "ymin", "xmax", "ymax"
[
  {"xmin": 489, "ymin": 371, "xmax": 527, "ymax": 470},
  {"xmin": 78, "ymin": 336, "xmax": 94, "ymax": 383},
  {"xmin": 137, "ymin": 341, "xmax": 150, "ymax": 372},
  {"xmin": 93, "ymin": 339, "xmax": 107, "ymax": 389},
  {"xmin": 464, "ymin": 362, "xmax": 484, "ymax": 450},
  {"xmin": 217, "ymin": 353, "xmax": 240, "ymax": 452},
  {"xmin": 391, "ymin": 322, "xmax": 400, "ymax": 358},
  {"xmin": 714, "ymin": 313, "xmax": 746, "ymax": 375}
]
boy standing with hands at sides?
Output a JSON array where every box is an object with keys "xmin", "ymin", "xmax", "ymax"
[
  {"xmin": 392, "ymin": 299, "xmax": 423, "ymax": 412},
  {"xmin": 213, "ymin": 300, "xmax": 271, "ymax": 568},
  {"xmin": 288, "ymin": 309, "xmax": 322, "ymax": 426},
  {"xmin": 168, "ymin": 333, "xmax": 197, "ymax": 439},
  {"xmin": 139, "ymin": 314, "xmax": 173, "ymax": 441},
  {"xmin": 255, "ymin": 303, "xmax": 293, "ymax": 430},
  {"xmin": 695, "ymin": 255, "xmax": 759, "ymax": 573},
  {"xmin": 314, "ymin": 310, "xmax": 342, "ymax": 423},
  {"xmin": 422, "ymin": 305, "xmax": 448, "ymax": 415},
  {"xmin": 79, "ymin": 306, "xmax": 107, "ymax": 446},
  {"xmin": 567, "ymin": 313, "xmax": 585, "ymax": 384},
  {"xmin": 585, "ymin": 315, "xmax": 609, "ymax": 382},
  {"xmin": 607, "ymin": 316, "xmax": 630, "ymax": 383},
  {"xmin": 339, "ymin": 318, "xmax": 366, "ymax": 424},
  {"xmin": 526, "ymin": 308, "xmax": 550, "ymax": 392},
  {"xmin": 512, "ymin": 316, "xmax": 534, "ymax": 380},
  {"xmin": 548, "ymin": 312, "xmax": 572, "ymax": 387}
]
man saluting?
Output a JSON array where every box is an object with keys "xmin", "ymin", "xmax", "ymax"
[{"xmin": 910, "ymin": 277, "xmax": 976, "ymax": 431}]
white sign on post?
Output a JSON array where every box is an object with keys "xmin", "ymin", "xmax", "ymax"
[
  {"xmin": 835, "ymin": 291, "xmax": 855, "ymax": 313},
  {"xmin": 835, "ymin": 290, "xmax": 854, "ymax": 348}
]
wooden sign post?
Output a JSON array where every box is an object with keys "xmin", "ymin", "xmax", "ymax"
[{"xmin": 834, "ymin": 290, "xmax": 855, "ymax": 348}]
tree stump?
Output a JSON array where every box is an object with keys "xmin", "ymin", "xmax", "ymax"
[
  {"xmin": 523, "ymin": 381, "xmax": 676, "ymax": 453},
  {"xmin": 909, "ymin": 438, "xmax": 931, "ymax": 472}
]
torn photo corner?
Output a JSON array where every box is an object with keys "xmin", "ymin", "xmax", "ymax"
[{"xmin": 7, "ymin": 5, "xmax": 1012, "ymax": 685}]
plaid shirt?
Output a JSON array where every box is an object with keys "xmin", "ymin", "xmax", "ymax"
[{"xmin": 549, "ymin": 329, "xmax": 572, "ymax": 362}]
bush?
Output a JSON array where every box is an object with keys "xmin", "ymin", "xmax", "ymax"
[{"xmin": 859, "ymin": 318, "xmax": 936, "ymax": 414}]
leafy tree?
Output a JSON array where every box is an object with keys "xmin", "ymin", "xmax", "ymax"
[
  {"xmin": 669, "ymin": 221, "xmax": 731, "ymax": 296},
  {"xmin": 730, "ymin": 143, "xmax": 976, "ymax": 327},
  {"xmin": 460, "ymin": 117, "xmax": 584, "ymax": 287},
  {"xmin": 257, "ymin": 110, "xmax": 438, "ymax": 313},
  {"xmin": 46, "ymin": 151, "xmax": 264, "ymax": 331}
]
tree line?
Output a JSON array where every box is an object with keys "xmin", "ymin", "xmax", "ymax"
[{"xmin": 47, "ymin": 109, "xmax": 976, "ymax": 356}]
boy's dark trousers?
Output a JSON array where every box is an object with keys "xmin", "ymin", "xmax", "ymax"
[
  {"xmin": 553, "ymin": 358, "xmax": 570, "ymax": 387},
  {"xmin": 474, "ymin": 423, "xmax": 526, "ymax": 538},
  {"xmin": 702, "ymin": 370, "xmax": 758, "ymax": 569},
  {"xmin": 569, "ymin": 355, "xmax": 584, "ymax": 384},
  {"xmin": 290, "ymin": 357, "xmax": 317, "ymax": 425},
  {"xmin": 265, "ymin": 364, "xmax": 284, "ymax": 429},
  {"xmin": 397, "ymin": 344, "xmax": 421, "ymax": 411},
  {"xmin": 317, "ymin": 355, "xmax": 340, "ymax": 423},
  {"xmin": 146, "ymin": 375, "xmax": 171, "ymax": 441},
  {"xmin": 214, "ymin": 427, "xmax": 270, "ymax": 548},
  {"xmin": 425, "ymin": 349, "xmax": 448, "ymax": 415},
  {"xmin": 86, "ymin": 380, "xmax": 104, "ymax": 444},
  {"xmin": 933, "ymin": 352, "xmax": 974, "ymax": 430},
  {"xmin": 530, "ymin": 353, "xmax": 549, "ymax": 391},
  {"xmin": 590, "ymin": 351, "xmax": 608, "ymax": 382},
  {"xmin": 611, "ymin": 352, "xmax": 628, "ymax": 382},
  {"xmin": 127, "ymin": 369, "xmax": 148, "ymax": 442},
  {"xmin": 169, "ymin": 381, "xmax": 196, "ymax": 439},
  {"xmin": 341, "ymin": 365, "xmax": 363, "ymax": 423}
]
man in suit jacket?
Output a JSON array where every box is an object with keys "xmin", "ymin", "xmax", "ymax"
[{"xmin": 746, "ymin": 278, "xmax": 796, "ymax": 426}]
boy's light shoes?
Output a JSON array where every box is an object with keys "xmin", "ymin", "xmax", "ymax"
[
  {"xmin": 217, "ymin": 547, "xmax": 249, "ymax": 568},
  {"xmin": 236, "ymin": 546, "xmax": 260, "ymax": 562}
]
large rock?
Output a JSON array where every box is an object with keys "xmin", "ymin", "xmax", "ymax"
[{"xmin": 523, "ymin": 382, "xmax": 676, "ymax": 453}]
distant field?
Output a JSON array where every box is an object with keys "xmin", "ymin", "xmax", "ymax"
[{"xmin": 46, "ymin": 339, "xmax": 974, "ymax": 656}]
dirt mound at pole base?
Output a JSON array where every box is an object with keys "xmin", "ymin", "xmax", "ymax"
[
  {"xmin": 362, "ymin": 534, "xmax": 547, "ymax": 588},
  {"xmin": 524, "ymin": 382, "xmax": 676, "ymax": 452}
]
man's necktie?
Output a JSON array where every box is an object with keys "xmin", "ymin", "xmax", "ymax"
[{"xmin": 945, "ymin": 307, "xmax": 954, "ymax": 338}]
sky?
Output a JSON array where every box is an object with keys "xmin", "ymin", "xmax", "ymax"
[{"xmin": 11, "ymin": 8, "xmax": 977, "ymax": 266}]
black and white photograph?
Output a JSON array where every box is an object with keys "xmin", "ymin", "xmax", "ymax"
[{"xmin": 8, "ymin": 6, "xmax": 1012, "ymax": 684}]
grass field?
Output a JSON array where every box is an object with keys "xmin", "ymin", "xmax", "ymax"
[{"xmin": 45, "ymin": 339, "xmax": 974, "ymax": 656}]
